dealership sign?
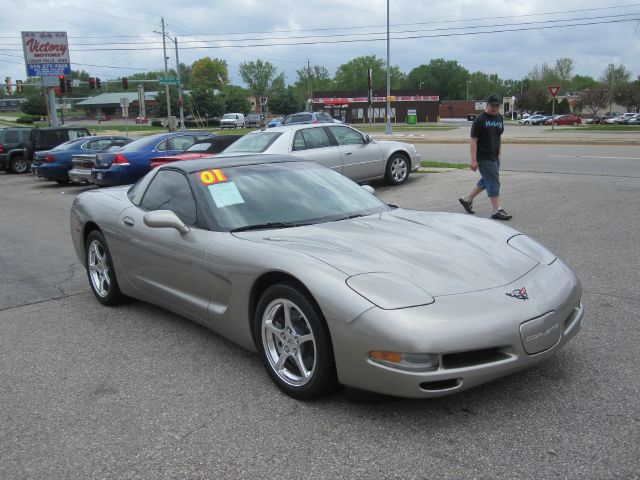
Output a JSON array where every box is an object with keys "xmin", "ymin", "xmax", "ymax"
[{"xmin": 22, "ymin": 31, "xmax": 71, "ymax": 77}]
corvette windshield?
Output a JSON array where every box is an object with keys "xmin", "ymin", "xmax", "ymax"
[{"xmin": 194, "ymin": 161, "xmax": 389, "ymax": 231}]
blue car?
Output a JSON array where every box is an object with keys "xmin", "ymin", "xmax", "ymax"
[
  {"xmin": 267, "ymin": 116, "xmax": 283, "ymax": 128},
  {"xmin": 91, "ymin": 131, "xmax": 215, "ymax": 186},
  {"xmin": 31, "ymin": 135, "xmax": 129, "ymax": 184}
]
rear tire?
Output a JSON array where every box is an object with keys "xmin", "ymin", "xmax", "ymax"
[{"xmin": 9, "ymin": 156, "xmax": 29, "ymax": 174}]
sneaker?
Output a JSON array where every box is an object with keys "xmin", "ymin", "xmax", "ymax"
[
  {"xmin": 491, "ymin": 208, "xmax": 512, "ymax": 220},
  {"xmin": 458, "ymin": 196, "xmax": 475, "ymax": 214}
]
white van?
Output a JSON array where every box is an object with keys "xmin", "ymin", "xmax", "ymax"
[{"xmin": 220, "ymin": 113, "xmax": 246, "ymax": 129}]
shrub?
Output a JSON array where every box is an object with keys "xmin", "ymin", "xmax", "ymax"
[
  {"xmin": 16, "ymin": 116, "xmax": 36, "ymax": 124},
  {"xmin": 151, "ymin": 120, "xmax": 163, "ymax": 127}
]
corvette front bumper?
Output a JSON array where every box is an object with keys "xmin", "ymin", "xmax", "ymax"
[{"xmin": 329, "ymin": 258, "xmax": 583, "ymax": 398}]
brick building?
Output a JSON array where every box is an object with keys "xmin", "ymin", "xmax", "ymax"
[{"xmin": 312, "ymin": 90, "xmax": 439, "ymax": 124}]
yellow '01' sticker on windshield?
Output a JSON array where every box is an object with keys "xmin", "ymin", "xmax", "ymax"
[{"xmin": 200, "ymin": 169, "xmax": 228, "ymax": 185}]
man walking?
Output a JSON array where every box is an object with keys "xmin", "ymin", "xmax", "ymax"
[{"xmin": 458, "ymin": 94, "xmax": 512, "ymax": 220}]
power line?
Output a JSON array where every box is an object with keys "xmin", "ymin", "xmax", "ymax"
[{"xmin": 41, "ymin": 17, "xmax": 640, "ymax": 52}]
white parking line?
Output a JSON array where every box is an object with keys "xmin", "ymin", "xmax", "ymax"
[{"xmin": 550, "ymin": 154, "xmax": 640, "ymax": 160}]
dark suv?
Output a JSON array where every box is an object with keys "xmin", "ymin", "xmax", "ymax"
[
  {"xmin": 0, "ymin": 127, "xmax": 33, "ymax": 173},
  {"xmin": 22, "ymin": 126, "xmax": 92, "ymax": 174}
]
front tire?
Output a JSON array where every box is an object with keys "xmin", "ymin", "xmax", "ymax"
[
  {"xmin": 385, "ymin": 153, "xmax": 410, "ymax": 186},
  {"xmin": 9, "ymin": 156, "xmax": 29, "ymax": 174},
  {"xmin": 255, "ymin": 284, "xmax": 337, "ymax": 400},
  {"xmin": 85, "ymin": 230, "xmax": 126, "ymax": 306}
]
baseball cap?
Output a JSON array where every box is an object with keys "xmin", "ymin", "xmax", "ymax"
[{"xmin": 487, "ymin": 94, "xmax": 501, "ymax": 105}]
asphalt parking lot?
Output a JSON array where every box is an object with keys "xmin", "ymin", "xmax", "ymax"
[{"xmin": 0, "ymin": 149, "xmax": 639, "ymax": 479}]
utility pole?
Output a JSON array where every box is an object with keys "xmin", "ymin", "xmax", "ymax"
[
  {"xmin": 466, "ymin": 80, "xmax": 471, "ymax": 101},
  {"xmin": 307, "ymin": 59, "xmax": 312, "ymax": 112},
  {"xmin": 161, "ymin": 17, "xmax": 173, "ymax": 131},
  {"xmin": 385, "ymin": 0, "xmax": 392, "ymax": 135},
  {"xmin": 174, "ymin": 36, "xmax": 185, "ymax": 131}
]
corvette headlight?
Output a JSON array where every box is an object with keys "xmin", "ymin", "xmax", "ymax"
[
  {"xmin": 508, "ymin": 234, "xmax": 557, "ymax": 265},
  {"xmin": 346, "ymin": 272, "xmax": 434, "ymax": 309},
  {"xmin": 369, "ymin": 351, "xmax": 439, "ymax": 371}
]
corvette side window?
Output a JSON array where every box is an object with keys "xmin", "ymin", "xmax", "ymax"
[{"xmin": 140, "ymin": 170, "xmax": 197, "ymax": 226}]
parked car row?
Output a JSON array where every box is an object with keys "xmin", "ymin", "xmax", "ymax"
[{"xmin": 8, "ymin": 122, "xmax": 421, "ymax": 189}]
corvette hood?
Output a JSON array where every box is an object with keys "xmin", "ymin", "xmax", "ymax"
[{"xmin": 243, "ymin": 209, "xmax": 538, "ymax": 296}]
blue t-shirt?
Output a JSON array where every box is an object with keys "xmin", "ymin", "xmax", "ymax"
[{"xmin": 471, "ymin": 112, "xmax": 504, "ymax": 162}]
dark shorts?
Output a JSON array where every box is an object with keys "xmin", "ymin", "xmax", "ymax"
[{"xmin": 476, "ymin": 160, "xmax": 500, "ymax": 197}]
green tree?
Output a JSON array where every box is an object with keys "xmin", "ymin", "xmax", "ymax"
[
  {"xmin": 334, "ymin": 55, "xmax": 405, "ymax": 91},
  {"xmin": 268, "ymin": 86, "xmax": 305, "ymax": 115},
  {"xmin": 191, "ymin": 57, "xmax": 228, "ymax": 90},
  {"xmin": 517, "ymin": 85, "xmax": 551, "ymax": 112},
  {"xmin": 153, "ymin": 86, "xmax": 180, "ymax": 117},
  {"xmin": 294, "ymin": 65, "xmax": 334, "ymax": 94},
  {"xmin": 239, "ymin": 59, "xmax": 283, "ymax": 96},
  {"xmin": 571, "ymin": 75, "xmax": 598, "ymax": 92},
  {"xmin": 466, "ymin": 71, "xmax": 502, "ymax": 101},
  {"xmin": 407, "ymin": 59, "xmax": 470, "ymax": 100},
  {"xmin": 21, "ymin": 90, "xmax": 47, "ymax": 116},
  {"xmin": 614, "ymin": 81, "xmax": 640, "ymax": 112},
  {"xmin": 554, "ymin": 58, "xmax": 574, "ymax": 82},
  {"xmin": 222, "ymin": 86, "xmax": 251, "ymax": 113},
  {"xmin": 576, "ymin": 86, "xmax": 609, "ymax": 116},
  {"xmin": 188, "ymin": 86, "xmax": 225, "ymax": 118}
]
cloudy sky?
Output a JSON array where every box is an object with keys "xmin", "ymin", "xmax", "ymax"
[{"xmin": 2, "ymin": 0, "xmax": 639, "ymax": 88}]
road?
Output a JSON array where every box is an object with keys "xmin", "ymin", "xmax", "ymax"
[
  {"xmin": 0, "ymin": 145, "xmax": 638, "ymax": 479},
  {"xmin": 416, "ymin": 143, "xmax": 640, "ymax": 178}
]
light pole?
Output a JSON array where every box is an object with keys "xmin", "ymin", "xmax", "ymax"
[
  {"xmin": 154, "ymin": 23, "xmax": 186, "ymax": 131},
  {"xmin": 419, "ymin": 81, "xmax": 424, "ymax": 91},
  {"xmin": 466, "ymin": 80, "xmax": 471, "ymax": 101},
  {"xmin": 385, "ymin": 0, "xmax": 392, "ymax": 135}
]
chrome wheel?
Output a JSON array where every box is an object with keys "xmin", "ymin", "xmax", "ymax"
[
  {"xmin": 386, "ymin": 154, "xmax": 409, "ymax": 185},
  {"xmin": 261, "ymin": 298, "xmax": 317, "ymax": 387},
  {"xmin": 88, "ymin": 239, "xmax": 111, "ymax": 298}
]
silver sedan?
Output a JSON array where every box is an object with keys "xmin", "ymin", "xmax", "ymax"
[
  {"xmin": 70, "ymin": 155, "xmax": 583, "ymax": 400},
  {"xmin": 222, "ymin": 123, "xmax": 421, "ymax": 185}
]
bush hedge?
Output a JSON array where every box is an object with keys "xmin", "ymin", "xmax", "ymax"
[{"xmin": 16, "ymin": 115, "xmax": 38, "ymax": 124}]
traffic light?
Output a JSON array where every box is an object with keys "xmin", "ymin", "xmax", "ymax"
[
  {"xmin": 122, "ymin": 77, "xmax": 128, "ymax": 90},
  {"xmin": 95, "ymin": 77, "xmax": 102, "ymax": 89},
  {"xmin": 66, "ymin": 78, "xmax": 72, "ymax": 94},
  {"xmin": 88, "ymin": 77, "xmax": 95, "ymax": 90},
  {"xmin": 5, "ymin": 77, "xmax": 11, "ymax": 95},
  {"xmin": 16, "ymin": 80, "xmax": 23, "ymax": 95},
  {"xmin": 58, "ymin": 75, "xmax": 66, "ymax": 93}
]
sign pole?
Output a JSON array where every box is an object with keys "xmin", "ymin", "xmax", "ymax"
[
  {"xmin": 47, "ymin": 88, "xmax": 58, "ymax": 127},
  {"xmin": 551, "ymin": 96, "xmax": 555, "ymax": 131}
]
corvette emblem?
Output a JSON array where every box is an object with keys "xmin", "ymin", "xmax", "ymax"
[{"xmin": 506, "ymin": 287, "xmax": 529, "ymax": 300}]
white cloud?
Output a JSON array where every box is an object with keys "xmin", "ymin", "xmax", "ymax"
[{"xmin": 2, "ymin": 0, "xmax": 638, "ymax": 87}]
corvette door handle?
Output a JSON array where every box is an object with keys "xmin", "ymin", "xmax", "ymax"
[
  {"xmin": 344, "ymin": 151, "xmax": 352, "ymax": 155},
  {"xmin": 122, "ymin": 216, "xmax": 135, "ymax": 227}
]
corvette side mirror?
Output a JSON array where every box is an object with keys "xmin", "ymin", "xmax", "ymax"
[
  {"xmin": 362, "ymin": 185, "xmax": 376, "ymax": 195},
  {"xmin": 144, "ymin": 210, "xmax": 190, "ymax": 235}
]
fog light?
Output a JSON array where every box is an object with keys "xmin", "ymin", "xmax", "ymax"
[{"xmin": 369, "ymin": 351, "xmax": 439, "ymax": 372}]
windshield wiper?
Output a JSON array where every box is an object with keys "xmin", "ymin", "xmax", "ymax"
[
  {"xmin": 231, "ymin": 222, "xmax": 308, "ymax": 232},
  {"xmin": 331, "ymin": 213, "xmax": 366, "ymax": 222}
]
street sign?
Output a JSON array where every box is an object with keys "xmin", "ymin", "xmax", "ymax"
[
  {"xmin": 548, "ymin": 85, "xmax": 561, "ymax": 97},
  {"xmin": 159, "ymin": 76, "xmax": 179, "ymax": 85},
  {"xmin": 119, "ymin": 97, "xmax": 130, "ymax": 108}
]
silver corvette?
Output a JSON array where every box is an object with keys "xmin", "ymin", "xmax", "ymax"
[{"xmin": 70, "ymin": 155, "xmax": 583, "ymax": 400}]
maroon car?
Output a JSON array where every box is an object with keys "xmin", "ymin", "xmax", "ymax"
[
  {"xmin": 149, "ymin": 135, "xmax": 240, "ymax": 168},
  {"xmin": 546, "ymin": 114, "xmax": 582, "ymax": 126}
]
